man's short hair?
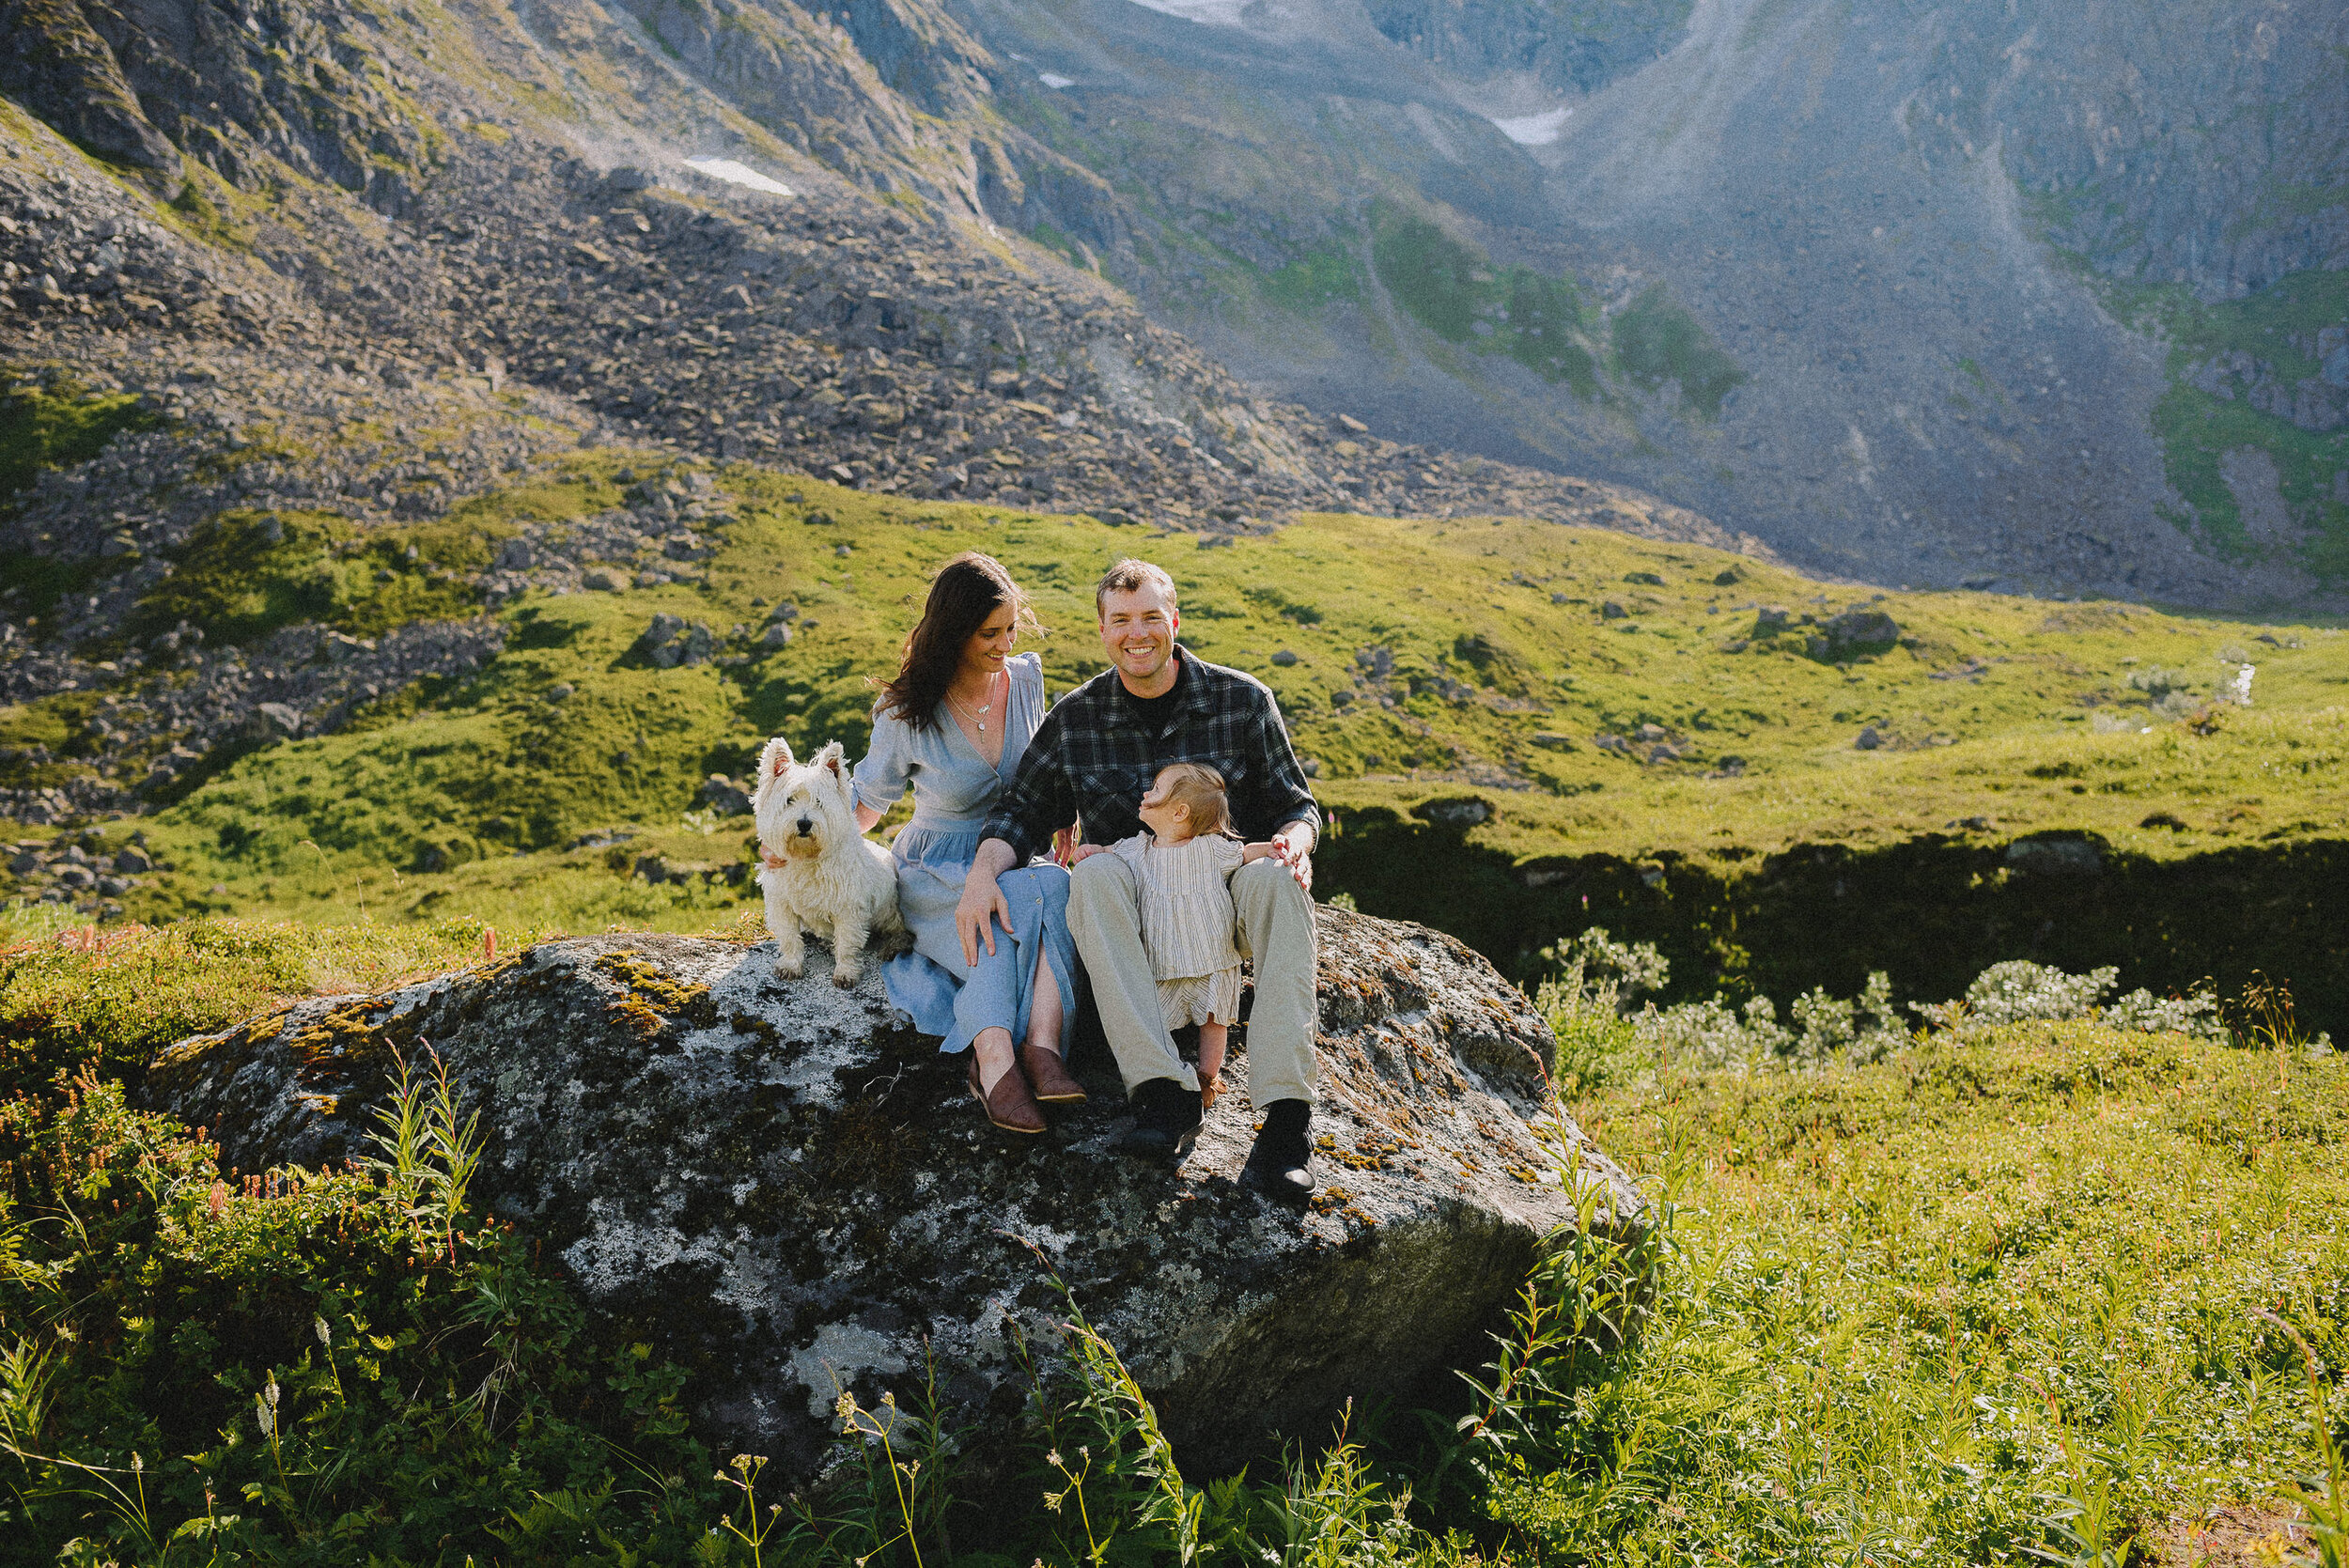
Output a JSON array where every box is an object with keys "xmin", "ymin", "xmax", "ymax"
[{"xmin": 1095, "ymin": 558, "xmax": 1177, "ymax": 618}]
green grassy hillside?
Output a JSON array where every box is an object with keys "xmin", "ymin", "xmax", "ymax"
[{"xmin": 7, "ymin": 453, "xmax": 2342, "ymax": 1014}]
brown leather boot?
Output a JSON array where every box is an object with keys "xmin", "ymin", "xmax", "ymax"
[
  {"xmin": 969, "ymin": 1052, "xmax": 1046, "ymax": 1135},
  {"xmin": 1020, "ymin": 1044, "xmax": 1088, "ymax": 1105}
]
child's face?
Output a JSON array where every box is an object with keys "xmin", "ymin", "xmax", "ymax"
[{"xmin": 1137, "ymin": 771, "xmax": 1191, "ymax": 840}]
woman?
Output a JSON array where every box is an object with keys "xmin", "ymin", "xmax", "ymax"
[{"xmin": 848, "ymin": 552, "xmax": 1082, "ymax": 1135}]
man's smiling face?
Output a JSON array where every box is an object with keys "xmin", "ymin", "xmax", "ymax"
[{"xmin": 1099, "ymin": 581, "xmax": 1180, "ymax": 691}]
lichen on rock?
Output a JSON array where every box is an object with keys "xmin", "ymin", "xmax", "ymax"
[{"xmin": 143, "ymin": 907, "xmax": 1644, "ymax": 1483}]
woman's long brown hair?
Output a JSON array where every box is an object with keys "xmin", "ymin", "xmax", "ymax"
[{"xmin": 875, "ymin": 552, "xmax": 1042, "ymax": 730}]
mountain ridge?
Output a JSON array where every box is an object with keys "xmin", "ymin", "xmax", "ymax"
[{"xmin": 964, "ymin": 0, "xmax": 2347, "ymax": 609}]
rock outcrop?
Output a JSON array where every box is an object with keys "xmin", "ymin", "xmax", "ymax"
[{"xmin": 142, "ymin": 906, "xmax": 1642, "ymax": 1482}]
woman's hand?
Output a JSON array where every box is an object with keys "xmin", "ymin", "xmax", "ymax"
[
  {"xmin": 956, "ymin": 874, "xmax": 1010, "ymax": 963},
  {"xmin": 957, "ymin": 839, "xmax": 1022, "ymax": 964}
]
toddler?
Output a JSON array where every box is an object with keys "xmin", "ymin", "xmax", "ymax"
[{"xmin": 1078, "ymin": 763, "xmax": 1279, "ymax": 1108}]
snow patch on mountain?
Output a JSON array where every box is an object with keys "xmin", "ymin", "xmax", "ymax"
[
  {"xmin": 1487, "ymin": 106, "xmax": 1571, "ymax": 145},
  {"xmin": 1123, "ymin": 0, "xmax": 1250, "ymax": 27},
  {"xmin": 683, "ymin": 158, "xmax": 796, "ymax": 198}
]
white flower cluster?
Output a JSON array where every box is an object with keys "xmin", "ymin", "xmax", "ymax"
[
  {"xmin": 1622, "ymin": 958, "xmax": 2235, "ymax": 1073},
  {"xmin": 1634, "ymin": 971, "xmax": 1904, "ymax": 1070},
  {"xmin": 1909, "ymin": 958, "xmax": 2226, "ymax": 1042}
]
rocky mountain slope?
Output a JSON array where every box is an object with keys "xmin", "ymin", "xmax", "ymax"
[
  {"xmin": 960, "ymin": 0, "xmax": 2346, "ymax": 608},
  {"xmin": 0, "ymin": 0, "xmax": 1767, "ymax": 834}
]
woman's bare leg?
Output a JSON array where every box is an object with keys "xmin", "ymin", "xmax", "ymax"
[
  {"xmin": 972, "ymin": 1027, "xmax": 1017, "ymax": 1092},
  {"xmin": 1024, "ymin": 955, "xmax": 1066, "ymax": 1055}
]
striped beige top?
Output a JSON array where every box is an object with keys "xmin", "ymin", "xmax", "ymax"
[{"xmin": 1109, "ymin": 832, "xmax": 1246, "ymax": 981}]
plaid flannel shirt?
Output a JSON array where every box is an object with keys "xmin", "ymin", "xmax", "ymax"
[{"xmin": 982, "ymin": 648, "xmax": 1321, "ymax": 862}]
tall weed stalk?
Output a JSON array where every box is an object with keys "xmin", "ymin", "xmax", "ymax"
[{"xmin": 2255, "ymin": 1311, "xmax": 2349, "ymax": 1568}]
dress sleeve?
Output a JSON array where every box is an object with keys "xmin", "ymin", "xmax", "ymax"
[
  {"xmin": 852, "ymin": 705, "xmax": 914, "ymax": 815},
  {"xmin": 1211, "ymin": 836, "xmax": 1246, "ymax": 878},
  {"xmin": 1108, "ymin": 833, "xmax": 1151, "ymax": 871}
]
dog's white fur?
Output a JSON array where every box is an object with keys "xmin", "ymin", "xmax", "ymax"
[{"xmin": 752, "ymin": 737, "xmax": 905, "ymax": 986}]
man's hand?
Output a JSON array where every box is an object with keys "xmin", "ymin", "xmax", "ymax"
[{"xmin": 1269, "ymin": 822, "xmax": 1314, "ymax": 893}]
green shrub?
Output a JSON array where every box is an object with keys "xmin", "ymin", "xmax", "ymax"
[{"xmin": 0, "ymin": 1063, "xmax": 731, "ymax": 1563}]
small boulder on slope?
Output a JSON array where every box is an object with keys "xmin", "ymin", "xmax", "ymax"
[{"xmin": 140, "ymin": 908, "xmax": 1643, "ymax": 1483}]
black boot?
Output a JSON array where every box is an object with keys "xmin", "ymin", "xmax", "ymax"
[
  {"xmin": 1117, "ymin": 1078, "xmax": 1203, "ymax": 1166},
  {"xmin": 1242, "ymin": 1099, "xmax": 1315, "ymax": 1206}
]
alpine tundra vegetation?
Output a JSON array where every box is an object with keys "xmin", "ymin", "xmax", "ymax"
[{"xmin": 0, "ymin": 0, "xmax": 2341, "ymax": 1560}]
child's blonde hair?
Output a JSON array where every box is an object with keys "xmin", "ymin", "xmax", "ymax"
[{"xmin": 1154, "ymin": 762, "xmax": 1233, "ymax": 837}]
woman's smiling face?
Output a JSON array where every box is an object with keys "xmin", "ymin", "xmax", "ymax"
[{"xmin": 959, "ymin": 601, "xmax": 1018, "ymax": 679}]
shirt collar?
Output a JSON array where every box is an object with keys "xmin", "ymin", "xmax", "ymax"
[{"xmin": 1112, "ymin": 646, "xmax": 1207, "ymax": 726}]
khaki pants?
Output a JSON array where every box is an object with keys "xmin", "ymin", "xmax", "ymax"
[{"xmin": 1066, "ymin": 854, "xmax": 1319, "ymax": 1106}]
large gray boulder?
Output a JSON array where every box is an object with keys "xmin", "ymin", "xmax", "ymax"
[{"xmin": 143, "ymin": 908, "xmax": 1643, "ymax": 1482}]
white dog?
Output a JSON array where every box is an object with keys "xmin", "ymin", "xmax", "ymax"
[{"xmin": 752, "ymin": 737, "xmax": 905, "ymax": 986}]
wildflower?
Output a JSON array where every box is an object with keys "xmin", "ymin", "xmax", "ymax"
[
  {"xmin": 255, "ymin": 1393, "xmax": 274, "ymax": 1437},
  {"xmin": 834, "ymin": 1391, "xmax": 858, "ymax": 1420},
  {"xmin": 207, "ymin": 1182, "xmax": 226, "ymax": 1219},
  {"xmin": 1044, "ymin": 1490, "xmax": 1065, "ymax": 1513},
  {"xmin": 131, "ymin": 1452, "xmax": 142, "ymax": 1473},
  {"xmin": 314, "ymin": 1316, "xmax": 332, "ymax": 1346},
  {"xmin": 265, "ymin": 1374, "xmax": 280, "ymax": 1408},
  {"xmin": 1046, "ymin": 1450, "xmax": 1062, "ymax": 1467}
]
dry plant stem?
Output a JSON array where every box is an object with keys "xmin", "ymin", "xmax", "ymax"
[{"xmin": 2251, "ymin": 1311, "xmax": 2349, "ymax": 1568}]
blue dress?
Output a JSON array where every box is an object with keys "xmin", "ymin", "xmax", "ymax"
[{"xmin": 852, "ymin": 652, "xmax": 1077, "ymax": 1056}]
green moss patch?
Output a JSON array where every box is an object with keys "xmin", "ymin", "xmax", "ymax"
[
  {"xmin": 1610, "ymin": 281, "xmax": 1748, "ymax": 418},
  {"xmin": 126, "ymin": 509, "xmax": 490, "ymax": 647},
  {"xmin": 0, "ymin": 370, "xmax": 161, "ymax": 496},
  {"xmin": 1262, "ymin": 242, "xmax": 1363, "ymax": 313},
  {"xmin": 2046, "ymin": 266, "xmax": 2349, "ymax": 581},
  {"xmin": 1368, "ymin": 205, "xmax": 1727, "ymax": 411}
]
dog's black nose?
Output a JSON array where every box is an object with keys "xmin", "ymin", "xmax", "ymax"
[{"xmin": 795, "ymin": 817, "xmax": 813, "ymax": 834}]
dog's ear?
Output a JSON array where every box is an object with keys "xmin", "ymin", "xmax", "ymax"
[
  {"xmin": 815, "ymin": 740, "xmax": 848, "ymax": 782},
  {"xmin": 754, "ymin": 737, "xmax": 794, "ymax": 802}
]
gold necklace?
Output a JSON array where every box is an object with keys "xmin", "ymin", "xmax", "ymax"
[{"xmin": 946, "ymin": 669, "xmax": 1000, "ymax": 732}]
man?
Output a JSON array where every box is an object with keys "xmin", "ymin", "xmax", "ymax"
[{"xmin": 957, "ymin": 558, "xmax": 1321, "ymax": 1203}]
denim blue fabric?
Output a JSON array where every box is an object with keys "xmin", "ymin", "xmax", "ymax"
[
  {"xmin": 880, "ymin": 852, "xmax": 1074, "ymax": 1055},
  {"xmin": 853, "ymin": 653, "xmax": 1076, "ymax": 1053}
]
